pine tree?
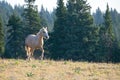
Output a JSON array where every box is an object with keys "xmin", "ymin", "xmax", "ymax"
[
  {"xmin": 40, "ymin": 7, "xmax": 54, "ymax": 32},
  {"xmin": 104, "ymin": 4, "xmax": 114, "ymax": 40},
  {"xmin": 110, "ymin": 9, "xmax": 120, "ymax": 41},
  {"xmin": 49, "ymin": 0, "xmax": 67, "ymax": 59},
  {"xmin": 5, "ymin": 13, "xmax": 24, "ymax": 58},
  {"xmin": 40, "ymin": 6, "xmax": 47, "ymax": 27},
  {"xmin": 23, "ymin": 0, "xmax": 41, "ymax": 36},
  {"xmin": 93, "ymin": 7, "xmax": 104, "ymax": 25},
  {"xmin": 65, "ymin": 0, "xmax": 98, "ymax": 61},
  {"xmin": 99, "ymin": 4, "xmax": 115, "ymax": 62},
  {"xmin": 104, "ymin": 4, "xmax": 115, "ymax": 61},
  {"xmin": 0, "ymin": 17, "xmax": 4, "ymax": 56}
]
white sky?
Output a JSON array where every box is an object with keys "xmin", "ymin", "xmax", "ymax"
[{"xmin": 2, "ymin": 0, "xmax": 120, "ymax": 13}]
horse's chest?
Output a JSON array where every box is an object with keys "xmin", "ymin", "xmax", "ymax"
[{"xmin": 33, "ymin": 38, "xmax": 43, "ymax": 48}]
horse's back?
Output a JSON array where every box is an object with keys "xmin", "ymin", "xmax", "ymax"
[{"xmin": 25, "ymin": 34, "xmax": 37, "ymax": 47}]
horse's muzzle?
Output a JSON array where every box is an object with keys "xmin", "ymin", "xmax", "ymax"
[{"xmin": 45, "ymin": 36, "xmax": 49, "ymax": 39}]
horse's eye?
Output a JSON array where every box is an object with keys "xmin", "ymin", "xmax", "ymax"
[{"xmin": 43, "ymin": 31, "xmax": 45, "ymax": 33}]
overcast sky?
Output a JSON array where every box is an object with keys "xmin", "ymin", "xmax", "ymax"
[{"xmin": 2, "ymin": 0, "xmax": 120, "ymax": 13}]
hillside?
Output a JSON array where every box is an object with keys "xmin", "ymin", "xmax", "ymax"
[{"xmin": 0, "ymin": 59, "xmax": 120, "ymax": 80}]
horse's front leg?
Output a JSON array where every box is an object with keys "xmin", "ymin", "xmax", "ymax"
[
  {"xmin": 40, "ymin": 47, "xmax": 44, "ymax": 60},
  {"xmin": 30, "ymin": 48, "xmax": 34, "ymax": 59}
]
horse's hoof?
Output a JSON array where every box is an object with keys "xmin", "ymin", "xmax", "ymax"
[
  {"xmin": 40, "ymin": 58, "xmax": 43, "ymax": 60},
  {"xmin": 26, "ymin": 58, "xmax": 31, "ymax": 62}
]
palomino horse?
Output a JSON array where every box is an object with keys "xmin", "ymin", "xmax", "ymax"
[{"xmin": 25, "ymin": 27, "xmax": 49, "ymax": 60}]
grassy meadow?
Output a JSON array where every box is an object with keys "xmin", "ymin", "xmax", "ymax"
[{"xmin": 0, "ymin": 59, "xmax": 120, "ymax": 80}]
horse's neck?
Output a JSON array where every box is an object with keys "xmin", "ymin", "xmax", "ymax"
[
  {"xmin": 39, "ymin": 34, "xmax": 43, "ymax": 41},
  {"xmin": 37, "ymin": 32, "xmax": 43, "ymax": 45}
]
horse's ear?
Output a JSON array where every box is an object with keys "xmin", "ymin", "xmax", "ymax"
[{"xmin": 44, "ymin": 27, "xmax": 48, "ymax": 30}]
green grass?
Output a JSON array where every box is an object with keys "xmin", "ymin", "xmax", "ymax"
[
  {"xmin": 26, "ymin": 72, "xmax": 34, "ymax": 77},
  {"xmin": 0, "ymin": 59, "xmax": 120, "ymax": 80}
]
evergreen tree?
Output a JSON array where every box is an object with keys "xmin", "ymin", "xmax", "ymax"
[
  {"xmin": 93, "ymin": 7, "xmax": 104, "ymax": 25},
  {"xmin": 64, "ymin": 0, "xmax": 98, "ymax": 61},
  {"xmin": 40, "ymin": 6, "xmax": 47, "ymax": 27},
  {"xmin": 5, "ymin": 13, "xmax": 24, "ymax": 58},
  {"xmin": 0, "ymin": 1, "xmax": 13, "ymax": 23},
  {"xmin": 99, "ymin": 4, "xmax": 115, "ymax": 62},
  {"xmin": 40, "ymin": 5, "xmax": 55, "ymax": 32},
  {"xmin": 49, "ymin": 0, "xmax": 67, "ymax": 59},
  {"xmin": 0, "ymin": 17, "xmax": 4, "ymax": 56},
  {"xmin": 23, "ymin": 0, "xmax": 41, "ymax": 36},
  {"xmin": 110, "ymin": 9, "xmax": 120, "ymax": 41},
  {"xmin": 14, "ymin": 5, "xmax": 24, "ymax": 18},
  {"xmin": 104, "ymin": 4, "xmax": 114, "ymax": 40}
]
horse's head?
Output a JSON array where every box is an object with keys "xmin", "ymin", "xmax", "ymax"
[{"xmin": 40, "ymin": 27, "xmax": 49, "ymax": 39}]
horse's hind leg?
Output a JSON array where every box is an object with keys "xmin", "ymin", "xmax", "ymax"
[
  {"xmin": 25, "ymin": 46, "xmax": 28, "ymax": 58},
  {"xmin": 25, "ymin": 46, "xmax": 31, "ymax": 61},
  {"xmin": 30, "ymin": 48, "xmax": 34, "ymax": 59}
]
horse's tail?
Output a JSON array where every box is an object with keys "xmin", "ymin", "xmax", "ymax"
[{"xmin": 25, "ymin": 45, "xmax": 29, "ymax": 58}]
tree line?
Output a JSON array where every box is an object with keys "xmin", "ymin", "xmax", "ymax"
[
  {"xmin": 0, "ymin": 0, "xmax": 120, "ymax": 62},
  {"xmin": 49, "ymin": 0, "xmax": 120, "ymax": 62}
]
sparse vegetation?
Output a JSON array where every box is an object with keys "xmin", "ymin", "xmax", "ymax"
[
  {"xmin": 26, "ymin": 72, "xmax": 34, "ymax": 77},
  {"xmin": 0, "ymin": 59, "xmax": 120, "ymax": 80},
  {"xmin": 74, "ymin": 67, "xmax": 81, "ymax": 74}
]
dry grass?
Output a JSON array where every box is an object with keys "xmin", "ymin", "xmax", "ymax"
[{"xmin": 0, "ymin": 59, "xmax": 120, "ymax": 80}]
